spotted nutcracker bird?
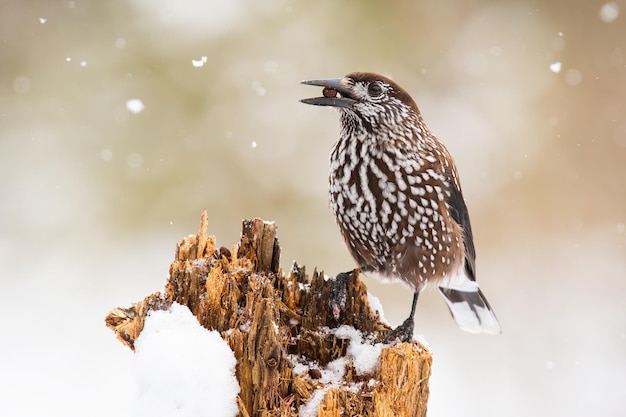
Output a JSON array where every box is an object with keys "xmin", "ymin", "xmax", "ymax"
[{"xmin": 301, "ymin": 72, "xmax": 501, "ymax": 341}]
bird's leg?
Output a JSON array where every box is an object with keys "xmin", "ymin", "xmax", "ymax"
[
  {"xmin": 329, "ymin": 270, "xmax": 355, "ymax": 320},
  {"xmin": 385, "ymin": 291, "xmax": 419, "ymax": 343}
]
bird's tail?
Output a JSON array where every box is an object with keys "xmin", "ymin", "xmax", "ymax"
[{"xmin": 438, "ymin": 287, "xmax": 501, "ymax": 334}]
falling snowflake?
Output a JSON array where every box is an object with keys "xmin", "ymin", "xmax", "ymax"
[
  {"xmin": 192, "ymin": 56, "xmax": 208, "ymax": 67},
  {"xmin": 599, "ymin": 2, "xmax": 620, "ymax": 23},
  {"xmin": 126, "ymin": 99, "xmax": 145, "ymax": 114},
  {"xmin": 549, "ymin": 62, "xmax": 562, "ymax": 73}
]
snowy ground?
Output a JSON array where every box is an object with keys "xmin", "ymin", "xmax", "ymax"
[{"xmin": 1, "ymin": 229, "xmax": 623, "ymax": 417}]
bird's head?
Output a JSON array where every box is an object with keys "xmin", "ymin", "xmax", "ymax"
[{"xmin": 300, "ymin": 72, "xmax": 420, "ymax": 131}]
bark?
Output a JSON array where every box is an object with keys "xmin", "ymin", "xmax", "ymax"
[{"xmin": 105, "ymin": 210, "xmax": 431, "ymax": 416}]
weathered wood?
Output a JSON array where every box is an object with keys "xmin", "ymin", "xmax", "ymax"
[{"xmin": 105, "ymin": 210, "xmax": 432, "ymax": 416}]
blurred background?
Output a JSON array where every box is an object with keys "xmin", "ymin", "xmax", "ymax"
[{"xmin": 1, "ymin": 0, "xmax": 625, "ymax": 416}]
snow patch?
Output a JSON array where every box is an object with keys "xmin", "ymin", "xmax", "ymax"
[
  {"xmin": 299, "ymin": 388, "xmax": 327, "ymax": 417},
  {"xmin": 334, "ymin": 325, "xmax": 384, "ymax": 374},
  {"xmin": 133, "ymin": 303, "xmax": 240, "ymax": 417},
  {"xmin": 415, "ymin": 334, "xmax": 430, "ymax": 351},
  {"xmin": 367, "ymin": 292, "xmax": 388, "ymax": 324}
]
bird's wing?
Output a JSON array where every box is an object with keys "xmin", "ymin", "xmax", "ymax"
[{"xmin": 446, "ymin": 173, "xmax": 477, "ymax": 281}]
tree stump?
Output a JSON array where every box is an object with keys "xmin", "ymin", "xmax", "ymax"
[{"xmin": 105, "ymin": 210, "xmax": 432, "ymax": 416}]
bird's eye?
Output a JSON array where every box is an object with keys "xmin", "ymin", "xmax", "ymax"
[{"xmin": 368, "ymin": 82, "xmax": 383, "ymax": 98}]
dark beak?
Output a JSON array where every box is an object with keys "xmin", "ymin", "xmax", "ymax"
[{"xmin": 300, "ymin": 78, "xmax": 356, "ymax": 109}]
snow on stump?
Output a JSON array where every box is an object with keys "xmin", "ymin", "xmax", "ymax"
[{"xmin": 105, "ymin": 210, "xmax": 432, "ymax": 417}]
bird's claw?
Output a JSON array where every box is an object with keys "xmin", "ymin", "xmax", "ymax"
[{"xmin": 385, "ymin": 317, "xmax": 415, "ymax": 343}]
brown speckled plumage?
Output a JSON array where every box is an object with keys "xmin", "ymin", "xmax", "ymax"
[{"xmin": 302, "ymin": 72, "xmax": 501, "ymax": 340}]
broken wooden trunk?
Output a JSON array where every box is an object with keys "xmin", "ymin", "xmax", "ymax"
[{"xmin": 105, "ymin": 211, "xmax": 431, "ymax": 416}]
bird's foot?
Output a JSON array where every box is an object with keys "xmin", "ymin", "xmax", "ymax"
[
  {"xmin": 385, "ymin": 317, "xmax": 415, "ymax": 343},
  {"xmin": 329, "ymin": 271, "xmax": 353, "ymax": 320}
]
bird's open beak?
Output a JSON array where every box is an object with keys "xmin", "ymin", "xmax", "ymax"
[{"xmin": 300, "ymin": 78, "xmax": 357, "ymax": 109}]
